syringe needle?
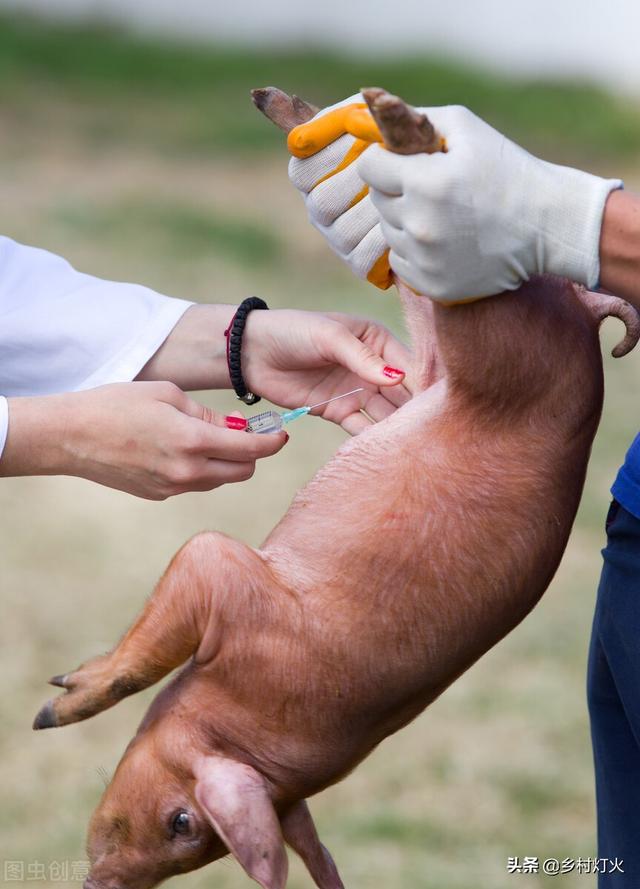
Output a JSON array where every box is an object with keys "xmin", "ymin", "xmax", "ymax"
[{"xmin": 307, "ymin": 387, "xmax": 365, "ymax": 411}]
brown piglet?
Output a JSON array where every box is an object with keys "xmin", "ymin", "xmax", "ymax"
[{"xmin": 33, "ymin": 90, "xmax": 640, "ymax": 889}]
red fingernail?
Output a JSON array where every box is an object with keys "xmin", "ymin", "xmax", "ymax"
[
  {"xmin": 225, "ymin": 416, "xmax": 248, "ymax": 430},
  {"xmin": 383, "ymin": 366, "xmax": 405, "ymax": 378},
  {"xmin": 284, "ymin": 433, "xmax": 290, "ymax": 443}
]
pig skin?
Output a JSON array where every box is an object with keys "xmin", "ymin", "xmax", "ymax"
[{"xmin": 34, "ymin": 89, "xmax": 640, "ymax": 889}]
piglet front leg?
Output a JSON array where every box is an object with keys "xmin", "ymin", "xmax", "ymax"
[
  {"xmin": 281, "ymin": 801, "xmax": 345, "ymax": 889},
  {"xmin": 33, "ymin": 532, "xmax": 264, "ymax": 729}
]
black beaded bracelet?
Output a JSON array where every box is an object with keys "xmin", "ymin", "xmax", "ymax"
[{"xmin": 224, "ymin": 297, "xmax": 269, "ymax": 405}]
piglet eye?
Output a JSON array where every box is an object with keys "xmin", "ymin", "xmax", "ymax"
[{"xmin": 171, "ymin": 811, "xmax": 191, "ymax": 836}]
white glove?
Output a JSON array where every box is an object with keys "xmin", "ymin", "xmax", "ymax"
[
  {"xmin": 288, "ymin": 94, "xmax": 392, "ymax": 288},
  {"xmin": 358, "ymin": 105, "xmax": 622, "ymax": 302}
]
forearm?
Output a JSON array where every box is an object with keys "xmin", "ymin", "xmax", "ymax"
[
  {"xmin": 135, "ymin": 303, "xmax": 235, "ymax": 390},
  {"xmin": 0, "ymin": 394, "xmax": 71, "ymax": 478},
  {"xmin": 0, "ymin": 383, "xmax": 287, "ymax": 498},
  {"xmin": 599, "ymin": 190, "xmax": 640, "ymax": 308}
]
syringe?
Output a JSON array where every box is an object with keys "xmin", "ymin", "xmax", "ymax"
[{"xmin": 246, "ymin": 387, "xmax": 365, "ymax": 434}]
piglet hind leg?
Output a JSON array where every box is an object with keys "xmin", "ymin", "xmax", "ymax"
[
  {"xmin": 33, "ymin": 532, "xmax": 260, "ymax": 730},
  {"xmin": 251, "ymin": 87, "xmax": 318, "ymax": 131},
  {"xmin": 253, "ymin": 87, "xmax": 444, "ymax": 392}
]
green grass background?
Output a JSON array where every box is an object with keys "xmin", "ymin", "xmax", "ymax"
[{"xmin": 2, "ymin": 14, "xmax": 640, "ymax": 889}]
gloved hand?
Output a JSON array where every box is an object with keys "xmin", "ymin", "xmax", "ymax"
[
  {"xmin": 289, "ymin": 98, "xmax": 622, "ymax": 302},
  {"xmin": 287, "ymin": 94, "xmax": 393, "ymax": 289},
  {"xmin": 359, "ymin": 105, "xmax": 622, "ymax": 301}
]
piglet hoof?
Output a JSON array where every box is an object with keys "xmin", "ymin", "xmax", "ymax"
[
  {"xmin": 251, "ymin": 87, "xmax": 318, "ymax": 132},
  {"xmin": 32, "ymin": 654, "xmax": 123, "ymax": 730},
  {"xmin": 49, "ymin": 673, "xmax": 68, "ymax": 688},
  {"xmin": 33, "ymin": 700, "xmax": 58, "ymax": 730}
]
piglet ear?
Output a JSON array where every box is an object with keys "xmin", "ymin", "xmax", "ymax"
[{"xmin": 194, "ymin": 756, "xmax": 288, "ymax": 889}]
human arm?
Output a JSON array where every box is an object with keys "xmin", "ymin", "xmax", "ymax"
[
  {"xmin": 599, "ymin": 189, "xmax": 640, "ymax": 309},
  {"xmin": 0, "ymin": 238, "xmax": 408, "ymax": 496},
  {"xmin": 139, "ymin": 303, "xmax": 411, "ymax": 436},
  {"xmin": 0, "ymin": 234, "xmax": 407, "ymax": 411},
  {"xmin": 0, "ymin": 235, "xmax": 208, "ymax": 495},
  {"xmin": 0, "ymin": 383, "xmax": 287, "ymax": 500},
  {"xmin": 0, "ymin": 305, "xmax": 410, "ymax": 497},
  {"xmin": 288, "ymin": 96, "xmax": 625, "ymax": 304}
]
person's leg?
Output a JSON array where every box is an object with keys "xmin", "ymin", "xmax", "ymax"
[{"xmin": 588, "ymin": 500, "xmax": 640, "ymax": 885}]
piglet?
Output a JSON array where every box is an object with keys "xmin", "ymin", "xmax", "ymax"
[{"xmin": 33, "ymin": 89, "xmax": 640, "ymax": 889}]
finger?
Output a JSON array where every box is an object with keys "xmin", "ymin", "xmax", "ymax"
[
  {"xmin": 175, "ymin": 393, "xmax": 228, "ymax": 425},
  {"xmin": 322, "ymin": 325, "xmax": 406, "ymax": 390},
  {"xmin": 153, "ymin": 381, "xmax": 194, "ymax": 411},
  {"xmin": 420, "ymin": 104, "xmax": 475, "ymax": 145},
  {"xmin": 222, "ymin": 409, "xmax": 247, "ymax": 431},
  {"xmin": 164, "ymin": 388, "xmax": 257, "ymax": 430},
  {"xmin": 369, "ymin": 189, "xmax": 406, "ymax": 231},
  {"xmin": 340, "ymin": 410, "xmax": 373, "ymax": 436},
  {"xmin": 343, "ymin": 105, "xmax": 384, "ymax": 143},
  {"xmin": 357, "ymin": 143, "xmax": 405, "ymax": 196},
  {"xmin": 379, "ymin": 218, "xmax": 409, "ymax": 262},
  {"xmin": 388, "ymin": 250, "xmax": 429, "ymax": 296},
  {"xmin": 181, "ymin": 404, "xmax": 249, "ymax": 435},
  {"xmin": 287, "ymin": 94, "xmax": 364, "ymax": 171},
  {"xmin": 346, "ymin": 221, "xmax": 389, "ymax": 280},
  {"xmin": 305, "ymin": 159, "xmax": 370, "ymax": 227},
  {"xmin": 323, "ymin": 194, "xmax": 380, "ymax": 256},
  {"xmin": 380, "ymin": 382, "xmax": 413, "ymax": 408},
  {"xmin": 289, "ymin": 133, "xmax": 357, "ymax": 194},
  {"xmin": 288, "ymin": 103, "xmax": 380, "ymax": 158},
  {"xmin": 310, "ymin": 389, "xmax": 369, "ymax": 426},
  {"xmin": 178, "ymin": 459, "xmax": 259, "ymax": 493},
  {"xmin": 362, "ymin": 392, "xmax": 404, "ymax": 422},
  {"xmin": 378, "ymin": 339, "xmax": 414, "ymax": 379},
  {"xmin": 190, "ymin": 421, "xmax": 288, "ymax": 461}
]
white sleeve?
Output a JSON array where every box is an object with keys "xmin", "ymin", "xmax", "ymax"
[{"xmin": 0, "ymin": 236, "xmax": 194, "ymax": 459}]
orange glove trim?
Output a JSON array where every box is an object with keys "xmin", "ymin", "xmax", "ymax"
[
  {"xmin": 366, "ymin": 251, "xmax": 394, "ymax": 290},
  {"xmin": 348, "ymin": 184, "xmax": 369, "ymax": 209},
  {"xmin": 311, "ymin": 138, "xmax": 370, "ymax": 190},
  {"xmin": 402, "ymin": 283, "xmax": 483, "ymax": 304},
  {"xmin": 439, "ymin": 296, "xmax": 484, "ymax": 306},
  {"xmin": 288, "ymin": 103, "xmax": 383, "ymax": 158}
]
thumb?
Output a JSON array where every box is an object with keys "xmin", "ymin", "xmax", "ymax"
[
  {"xmin": 178, "ymin": 395, "xmax": 240, "ymax": 428},
  {"xmin": 329, "ymin": 328, "xmax": 406, "ymax": 387}
]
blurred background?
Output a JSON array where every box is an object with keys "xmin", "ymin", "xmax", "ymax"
[{"xmin": 1, "ymin": 3, "xmax": 640, "ymax": 888}]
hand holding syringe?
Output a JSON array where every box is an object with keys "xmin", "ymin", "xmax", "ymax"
[{"xmin": 246, "ymin": 388, "xmax": 365, "ymax": 434}]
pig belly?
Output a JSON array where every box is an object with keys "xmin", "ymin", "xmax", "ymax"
[{"xmin": 256, "ymin": 385, "xmax": 591, "ymax": 752}]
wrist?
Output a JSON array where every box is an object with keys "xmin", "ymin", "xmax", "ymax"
[
  {"xmin": 136, "ymin": 303, "xmax": 236, "ymax": 390},
  {"xmin": 224, "ymin": 298, "xmax": 270, "ymax": 403},
  {"xmin": 0, "ymin": 394, "xmax": 71, "ymax": 478},
  {"xmin": 533, "ymin": 160, "xmax": 622, "ymax": 287},
  {"xmin": 599, "ymin": 189, "xmax": 640, "ymax": 303}
]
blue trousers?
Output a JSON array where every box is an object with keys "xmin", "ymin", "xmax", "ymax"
[{"xmin": 588, "ymin": 500, "xmax": 640, "ymax": 885}]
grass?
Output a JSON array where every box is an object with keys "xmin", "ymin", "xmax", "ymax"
[
  {"xmin": 1, "ymin": 12, "xmax": 640, "ymax": 889},
  {"xmin": 1, "ymin": 13, "xmax": 640, "ymax": 166},
  {"xmin": 52, "ymin": 199, "xmax": 282, "ymax": 267}
]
